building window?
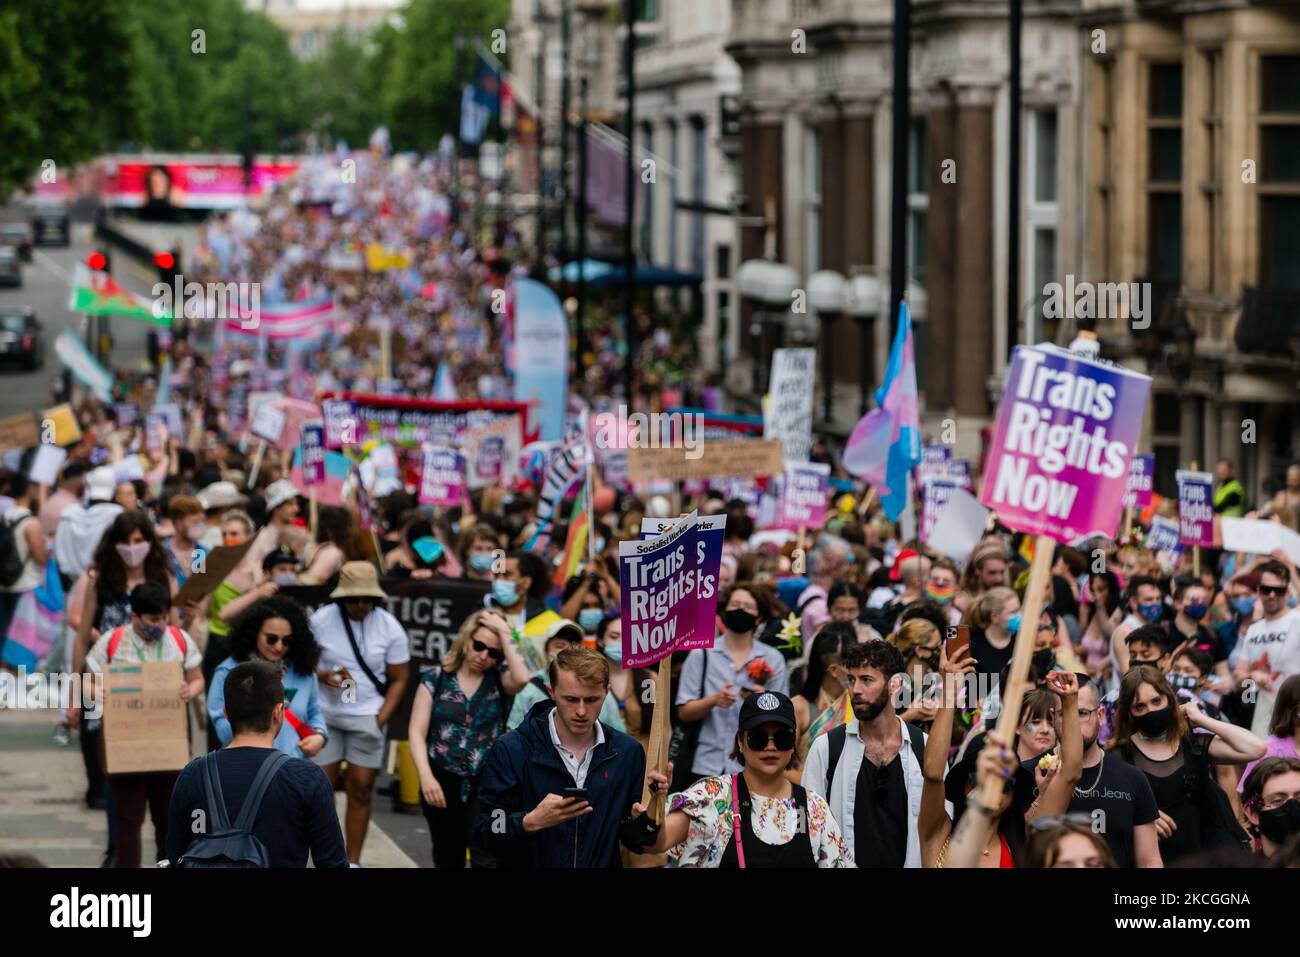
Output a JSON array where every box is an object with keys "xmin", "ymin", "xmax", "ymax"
[
  {"xmin": 1033, "ymin": 109, "xmax": 1057, "ymax": 203},
  {"xmin": 691, "ymin": 117, "xmax": 707, "ymax": 275},
  {"xmin": 906, "ymin": 118, "xmax": 928, "ymax": 285},
  {"xmin": 1147, "ymin": 63, "xmax": 1183, "ymax": 285},
  {"xmin": 805, "ymin": 127, "xmax": 821, "ymax": 277},
  {"xmin": 1027, "ymin": 108, "xmax": 1059, "ymax": 331},
  {"xmin": 1260, "ymin": 54, "xmax": 1300, "ymax": 290}
]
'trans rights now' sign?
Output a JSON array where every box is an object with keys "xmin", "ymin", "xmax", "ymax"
[
  {"xmin": 981, "ymin": 345, "xmax": 1150, "ymax": 543},
  {"xmin": 619, "ymin": 513, "xmax": 699, "ymax": 669}
]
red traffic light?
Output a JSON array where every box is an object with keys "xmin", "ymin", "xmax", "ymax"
[
  {"xmin": 86, "ymin": 252, "xmax": 107, "ymax": 270},
  {"xmin": 153, "ymin": 252, "xmax": 175, "ymax": 270}
]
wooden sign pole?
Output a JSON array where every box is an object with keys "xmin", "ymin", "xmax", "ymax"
[
  {"xmin": 309, "ymin": 489, "xmax": 318, "ymax": 541},
  {"xmin": 639, "ymin": 656, "xmax": 672, "ymax": 824},
  {"xmin": 247, "ymin": 440, "xmax": 267, "ymax": 490},
  {"xmin": 1124, "ymin": 507, "xmax": 1132, "ymax": 540}
]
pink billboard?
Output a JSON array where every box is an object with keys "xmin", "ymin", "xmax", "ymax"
[{"xmin": 98, "ymin": 156, "xmax": 300, "ymax": 209}]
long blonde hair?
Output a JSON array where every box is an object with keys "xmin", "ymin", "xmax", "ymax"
[
  {"xmin": 442, "ymin": 610, "xmax": 497, "ymax": 673},
  {"xmin": 964, "ymin": 586, "xmax": 1017, "ymax": 631}
]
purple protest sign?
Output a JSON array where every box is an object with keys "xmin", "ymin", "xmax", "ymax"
[
  {"xmin": 922, "ymin": 477, "xmax": 960, "ymax": 542},
  {"xmin": 300, "ymin": 420, "xmax": 326, "ymax": 487},
  {"xmin": 780, "ymin": 462, "xmax": 830, "ymax": 532},
  {"xmin": 640, "ymin": 514, "xmax": 727, "ymax": 650},
  {"xmin": 1176, "ymin": 470, "xmax": 1215, "ymax": 548},
  {"xmin": 322, "ymin": 399, "xmax": 356, "ymax": 450},
  {"xmin": 947, "ymin": 458, "xmax": 973, "ymax": 491},
  {"xmin": 980, "ymin": 345, "xmax": 1151, "ymax": 543},
  {"xmin": 620, "ymin": 515, "xmax": 699, "ymax": 668},
  {"xmin": 1147, "ymin": 515, "xmax": 1182, "ymax": 554},
  {"xmin": 419, "ymin": 446, "xmax": 466, "ymax": 507},
  {"xmin": 114, "ymin": 403, "xmax": 139, "ymax": 428},
  {"xmin": 1122, "ymin": 454, "xmax": 1155, "ymax": 509},
  {"xmin": 919, "ymin": 445, "xmax": 951, "ymax": 486}
]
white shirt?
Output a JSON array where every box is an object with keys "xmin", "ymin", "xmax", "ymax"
[
  {"xmin": 547, "ymin": 709, "xmax": 605, "ymax": 788},
  {"xmin": 1232, "ymin": 609, "xmax": 1300, "ymax": 738},
  {"xmin": 310, "ymin": 603, "xmax": 411, "ymax": 719}
]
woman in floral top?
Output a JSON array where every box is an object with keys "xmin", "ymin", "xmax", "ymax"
[
  {"xmin": 408, "ymin": 609, "xmax": 531, "ymax": 868},
  {"xmin": 636, "ymin": 691, "xmax": 854, "ymax": 867}
]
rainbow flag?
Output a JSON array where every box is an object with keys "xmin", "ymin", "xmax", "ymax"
[{"xmin": 553, "ymin": 476, "xmax": 590, "ymax": 587}]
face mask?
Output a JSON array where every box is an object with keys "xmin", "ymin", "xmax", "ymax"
[
  {"xmin": 1289, "ymin": 596, "xmax": 1298, "ymax": 609},
  {"xmin": 1233, "ymin": 597, "xmax": 1256, "ymax": 618},
  {"xmin": 1166, "ymin": 672, "xmax": 1198, "ymax": 695},
  {"xmin": 593, "ymin": 537, "xmax": 606, "ymax": 554},
  {"xmin": 722, "ymin": 608, "xmax": 758, "ymax": 635},
  {"xmin": 492, "ymin": 580, "xmax": 519, "ymax": 607},
  {"xmin": 137, "ymin": 622, "xmax": 165, "ymax": 643},
  {"xmin": 1138, "ymin": 602, "xmax": 1164, "ymax": 624},
  {"xmin": 603, "ymin": 642, "xmax": 623, "ymax": 667},
  {"xmin": 1006, "ymin": 612, "xmax": 1021, "ymax": 636},
  {"xmin": 272, "ymin": 572, "xmax": 297, "ymax": 586},
  {"xmin": 1133, "ymin": 705, "xmax": 1172, "ymax": 737},
  {"xmin": 116, "ymin": 542, "xmax": 151, "ymax": 568},
  {"xmin": 1032, "ymin": 649, "xmax": 1055, "ymax": 672},
  {"xmin": 1183, "ymin": 603, "xmax": 1208, "ymax": 621},
  {"xmin": 186, "ymin": 523, "xmax": 207, "ymax": 543},
  {"xmin": 1257, "ymin": 799, "xmax": 1300, "ymax": 845},
  {"xmin": 925, "ymin": 584, "xmax": 955, "ymax": 606},
  {"xmin": 578, "ymin": 608, "xmax": 605, "ymax": 632},
  {"xmin": 469, "ymin": 553, "xmax": 495, "ymax": 573}
]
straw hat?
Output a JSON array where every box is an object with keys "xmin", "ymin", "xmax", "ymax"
[{"xmin": 329, "ymin": 561, "xmax": 388, "ymax": 600}]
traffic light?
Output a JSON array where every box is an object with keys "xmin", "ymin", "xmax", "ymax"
[
  {"xmin": 86, "ymin": 250, "xmax": 110, "ymax": 271},
  {"xmin": 153, "ymin": 251, "xmax": 175, "ymax": 271}
]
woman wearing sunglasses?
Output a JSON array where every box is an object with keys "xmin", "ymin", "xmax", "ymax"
[
  {"xmin": 208, "ymin": 595, "xmax": 326, "ymax": 759},
  {"xmin": 408, "ymin": 609, "xmax": 531, "ymax": 868},
  {"xmin": 637, "ymin": 690, "xmax": 854, "ymax": 867}
]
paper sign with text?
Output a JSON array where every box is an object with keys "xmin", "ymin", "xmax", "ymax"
[
  {"xmin": 1122, "ymin": 454, "xmax": 1155, "ymax": 510},
  {"xmin": 300, "ymin": 420, "xmax": 326, "ymax": 487},
  {"xmin": 779, "ymin": 462, "xmax": 830, "ymax": 531},
  {"xmin": 322, "ymin": 399, "xmax": 357, "ymax": 450},
  {"xmin": 419, "ymin": 446, "xmax": 466, "ymax": 507},
  {"xmin": 640, "ymin": 514, "xmax": 727, "ymax": 650},
  {"xmin": 628, "ymin": 438, "xmax": 784, "ymax": 484},
  {"xmin": 1176, "ymin": 470, "xmax": 1215, "ymax": 548},
  {"xmin": 764, "ymin": 348, "xmax": 816, "ymax": 465},
  {"xmin": 102, "ymin": 660, "xmax": 190, "ymax": 774},
  {"xmin": 1147, "ymin": 515, "xmax": 1182, "ymax": 554}
]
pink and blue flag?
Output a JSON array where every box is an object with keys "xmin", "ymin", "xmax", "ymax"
[{"xmin": 842, "ymin": 302, "xmax": 921, "ymax": 521}]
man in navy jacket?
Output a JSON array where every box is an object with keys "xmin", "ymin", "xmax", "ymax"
[{"xmin": 474, "ymin": 646, "xmax": 650, "ymax": 867}]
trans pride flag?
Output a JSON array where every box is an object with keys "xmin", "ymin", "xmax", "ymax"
[
  {"xmin": 842, "ymin": 302, "xmax": 921, "ymax": 521},
  {"xmin": 222, "ymin": 298, "xmax": 336, "ymax": 344}
]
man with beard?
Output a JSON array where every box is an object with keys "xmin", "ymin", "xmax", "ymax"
[
  {"xmin": 803, "ymin": 640, "xmax": 935, "ymax": 867},
  {"xmin": 1067, "ymin": 679, "xmax": 1162, "ymax": 867}
]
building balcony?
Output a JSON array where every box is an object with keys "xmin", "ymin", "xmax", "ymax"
[{"xmin": 1236, "ymin": 285, "xmax": 1300, "ymax": 357}]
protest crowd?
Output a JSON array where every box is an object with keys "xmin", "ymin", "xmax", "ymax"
[{"xmin": 3, "ymin": 149, "xmax": 1300, "ymax": 873}]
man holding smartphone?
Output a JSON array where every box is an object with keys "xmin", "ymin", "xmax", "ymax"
[{"xmin": 473, "ymin": 646, "xmax": 651, "ymax": 867}]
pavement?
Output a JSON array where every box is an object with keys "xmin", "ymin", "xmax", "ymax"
[{"xmin": 0, "ymin": 705, "xmax": 423, "ymax": 868}]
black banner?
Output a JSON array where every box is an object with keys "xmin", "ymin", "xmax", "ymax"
[{"xmin": 278, "ymin": 575, "xmax": 490, "ymax": 740}]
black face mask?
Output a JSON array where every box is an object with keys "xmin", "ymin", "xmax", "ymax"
[
  {"xmin": 1032, "ymin": 649, "xmax": 1056, "ymax": 672},
  {"xmin": 1133, "ymin": 705, "xmax": 1172, "ymax": 737},
  {"xmin": 722, "ymin": 609, "xmax": 758, "ymax": 635},
  {"xmin": 1257, "ymin": 799, "xmax": 1300, "ymax": 845}
]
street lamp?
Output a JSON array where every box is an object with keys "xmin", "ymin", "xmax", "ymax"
[
  {"xmin": 845, "ymin": 272, "xmax": 882, "ymax": 414},
  {"xmin": 737, "ymin": 258, "xmax": 800, "ymax": 396},
  {"xmin": 809, "ymin": 269, "xmax": 847, "ymax": 423}
]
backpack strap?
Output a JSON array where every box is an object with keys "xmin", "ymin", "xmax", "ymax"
[
  {"xmin": 200, "ymin": 754, "xmax": 232, "ymax": 831},
  {"xmin": 903, "ymin": 721, "xmax": 926, "ymax": 768},
  {"xmin": 167, "ymin": 626, "xmax": 187, "ymax": 657},
  {"xmin": 233, "ymin": 751, "xmax": 291, "ymax": 832},
  {"xmin": 825, "ymin": 723, "xmax": 848, "ymax": 794},
  {"xmin": 106, "ymin": 626, "xmax": 127, "ymax": 664}
]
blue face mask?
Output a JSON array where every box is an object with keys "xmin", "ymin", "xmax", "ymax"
[
  {"xmin": 1138, "ymin": 602, "xmax": 1164, "ymax": 624},
  {"xmin": 592, "ymin": 537, "xmax": 606, "ymax": 554},
  {"xmin": 1182, "ymin": 603, "xmax": 1208, "ymax": 621},
  {"xmin": 1006, "ymin": 612, "xmax": 1021, "ymax": 636},
  {"xmin": 1232, "ymin": 597, "xmax": 1255, "ymax": 617},
  {"xmin": 1289, "ymin": 596, "xmax": 1299, "ymax": 609},
  {"xmin": 492, "ymin": 580, "xmax": 519, "ymax": 607},
  {"xmin": 603, "ymin": 642, "xmax": 623, "ymax": 666},
  {"xmin": 469, "ymin": 553, "xmax": 495, "ymax": 573},
  {"xmin": 578, "ymin": 608, "xmax": 605, "ymax": 632}
]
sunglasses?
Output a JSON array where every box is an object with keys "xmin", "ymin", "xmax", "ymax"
[
  {"xmin": 744, "ymin": 727, "xmax": 796, "ymax": 752},
  {"xmin": 263, "ymin": 633, "xmax": 293, "ymax": 648},
  {"xmin": 472, "ymin": 638, "xmax": 505, "ymax": 662},
  {"xmin": 1259, "ymin": 585, "xmax": 1288, "ymax": 597},
  {"xmin": 1027, "ymin": 813, "xmax": 1095, "ymax": 832}
]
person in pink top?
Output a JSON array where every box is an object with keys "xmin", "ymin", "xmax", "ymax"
[
  {"xmin": 1237, "ymin": 674, "xmax": 1300, "ymax": 793},
  {"xmin": 38, "ymin": 460, "xmax": 91, "ymax": 538}
]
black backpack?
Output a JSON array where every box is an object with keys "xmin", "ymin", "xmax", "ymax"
[
  {"xmin": 0, "ymin": 514, "xmax": 28, "ymax": 587},
  {"xmin": 823, "ymin": 720, "xmax": 926, "ymax": 794},
  {"xmin": 175, "ymin": 751, "xmax": 290, "ymax": 868}
]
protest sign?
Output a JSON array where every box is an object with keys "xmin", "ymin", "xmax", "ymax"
[
  {"xmin": 153, "ymin": 402, "xmax": 183, "ymax": 438},
  {"xmin": 40, "ymin": 404, "xmax": 82, "ymax": 447},
  {"xmin": 927, "ymin": 486, "xmax": 990, "ymax": 562},
  {"xmin": 322, "ymin": 399, "xmax": 357, "ymax": 449},
  {"xmin": 628, "ymin": 438, "xmax": 784, "ymax": 484},
  {"xmin": 102, "ymin": 660, "xmax": 189, "ymax": 774},
  {"xmin": 512, "ymin": 277, "xmax": 569, "ymax": 442},
  {"xmin": 0, "ymin": 413, "xmax": 38, "ymax": 450},
  {"xmin": 921, "ymin": 477, "xmax": 960, "ymax": 543},
  {"xmin": 980, "ymin": 345, "xmax": 1150, "ymax": 543},
  {"xmin": 947, "ymin": 458, "xmax": 973, "ymax": 490},
  {"xmin": 780, "ymin": 462, "xmax": 830, "ymax": 532},
  {"xmin": 144, "ymin": 412, "xmax": 167, "ymax": 453},
  {"xmin": 1176, "ymin": 470, "xmax": 1215, "ymax": 548},
  {"xmin": 764, "ymin": 348, "xmax": 816, "ymax": 465},
  {"xmin": 321, "ymin": 392, "xmax": 535, "ymax": 448},
  {"xmin": 1146, "ymin": 515, "xmax": 1182, "ymax": 553},
  {"xmin": 463, "ymin": 414, "xmax": 522, "ymax": 489},
  {"xmin": 300, "ymin": 420, "xmax": 326, "ymax": 487},
  {"xmin": 114, "ymin": 403, "xmax": 139, "ymax": 428},
  {"xmin": 1221, "ymin": 518, "xmax": 1300, "ymax": 566},
  {"xmin": 1122, "ymin": 454, "xmax": 1155, "ymax": 509},
  {"xmin": 620, "ymin": 515, "xmax": 699, "ymax": 669},
  {"xmin": 419, "ymin": 446, "xmax": 465, "ymax": 507},
  {"xmin": 279, "ymin": 576, "xmax": 490, "ymax": 739},
  {"xmin": 919, "ymin": 445, "xmax": 952, "ymax": 486},
  {"xmin": 113, "ymin": 454, "xmax": 146, "ymax": 483},
  {"xmin": 639, "ymin": 514, "xmax": 727, "ymax": 650},
  {"xmin": 250, "ymin": 403, "xmax": 287, "ymax": 446},
  {"xmin": 29, "ymin": 444, "xmax": 67, "ymax": 487},
  {"xmin": 174, "ymin": 542, "xmax": 254, "ymax": 606}
]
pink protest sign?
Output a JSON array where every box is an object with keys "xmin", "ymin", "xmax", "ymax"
[
  {"xmin": 980, "ymin": 345, "xmax": 1151, "ymax": 543},
  {"xmin": 1176, "ymin": 470, "xmax": 1215, "ymax": 548},
  {"xmin": 419, "ymin": 446, "xmax": 466, "ymax": 508},
  {"xmin": 619, "ymin": 515, "xmax": 699, "ymax": 669},
  {"xmin": 1122, "ymin": 454, "xmax": 1155, "ymax": 509},
  {"xmin": 779, "ymin": 462, "xmax": 830, "ymax": 531}
]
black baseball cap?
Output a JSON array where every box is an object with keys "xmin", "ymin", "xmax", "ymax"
[
  {"xmin": 738, "ymin": 690, "xmax": 796, "ymax": 732},
  {"xmin": 262, "ymin": 546, "xmax": 299, "ymax": 572}
]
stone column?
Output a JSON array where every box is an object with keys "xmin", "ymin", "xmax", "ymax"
[
  {"xmin": 925, "ymin": 94, "xmax": 957, "ymax": 412},
  {"xmin": 952, "ymin": 87, "xmax": 996, "ymax": 420}
]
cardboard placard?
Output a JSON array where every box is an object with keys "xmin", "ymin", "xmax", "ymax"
[
  {"xmin": 40, "ymin": 404, "xmax": 82, "ymax": 447},
  {"xmin": 0, "ymin": 413, "xmax": 39, "ymax": 450},
  {"xmin": 627, "ymin": 438, "xmax": 784, "ymax": 484},
  {"xmin": 103, "ymin": 660, "xmax": 190, "ymax": 774},
  {"xmin": 250, "ymin": 403, "xmax": 287, "ymax": 445},
  {"xmin": 173, "ymin": 541, "xmax": 254, "ymax": 606},
  {"xmin": 29, "ymin": 444, "xmax": 68, "ymax": 486},
  {"xmin": 764, "ymin": 348, "xmax": 816, "ymax": 465}
]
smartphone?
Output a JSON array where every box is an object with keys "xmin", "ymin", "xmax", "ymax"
[
  {"xmin": 561, "ymin": 788, "xmax": 589, "ymax": 802},
  {"xmin": 945, "ymin": 625, "xmax": 970, "ymax": 661}
]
